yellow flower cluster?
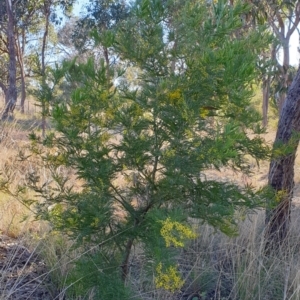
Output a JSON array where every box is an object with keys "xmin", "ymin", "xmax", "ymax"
[
  {"xmin": 155, "ymin": 262, "xmax": 184, "ymax": 292},
  {"xmin": 167, "ymin": 89, "xmax": 183, "ymax": 106},
  {"xmin": 199, "ymin": 107, "xmax": 210, "ymax": 119},
  {"xmin": 160, "ymin": 217, "xmax": 197, "ymax": 248},
  {"xmin": 168, "ymin": 89, "xmax": 181, "ymax": 100}
]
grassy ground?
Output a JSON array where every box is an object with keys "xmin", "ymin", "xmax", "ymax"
[{"xmin": 1, "ymin": 99, "xmax": 300, "ymax": 299}]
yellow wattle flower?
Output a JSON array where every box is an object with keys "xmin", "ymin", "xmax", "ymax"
[
  {"xmin": 155, "ymin": 262, "xmax": 184, "ymax": 292},
  {"xmin": 160, "ymin": 217, "xmax": 197, "ymax": 248},
  {"xmin": 167, "ymin": 89, "xmax": 183, "ymax": 105}
]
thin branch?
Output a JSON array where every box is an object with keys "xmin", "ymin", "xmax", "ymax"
[
  {"xmin": 286, "ymin": 2, "xmax": 300, "ymax": 40},
  {"xmin": 0, "ymin": 81, "xmax": 7, "ymax": 93},
  {"xmin": 275, "ymin": 11, "xmax": 285, "ymax": 35}
]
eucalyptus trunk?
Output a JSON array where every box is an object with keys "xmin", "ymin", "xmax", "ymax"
[
  {"xmin": 41, "ymin": 2, "xmax": 50, "ymax": 137},
  {"xmin": 262, "ymin": 76, "xmax": 270, "ymax": 128},
  {"xmin": 3, "ymin": 0, "xmax": 17, "ymax": 120},
  {"xmin": 265, "ymin": 67, "xmax": 300, "ymax": 248},
  {"xmin": 17, "ymin": 29, "xmax": 26, "ymax": 114}
]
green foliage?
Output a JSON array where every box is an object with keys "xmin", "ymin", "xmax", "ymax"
[
  {"xmin": 71, "ymin": 0, "xmax": 129, "ymax": 53},
  {"xmin": 24, "ymin": 0, "xmax": 272, "ymax": 298},
  {"xmin": 66, "ymin": 254, "xmax": 132, "ymax": 299}
]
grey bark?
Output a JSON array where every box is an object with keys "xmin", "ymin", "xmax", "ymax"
[
  {"xmin": 41, "ymin": 1, "xmax": 50, "ymax": 137},
  {"xmin": 17, "ymin": 28, "xmax": 26, "ymax": 113},
  {"xmin": 3, "ymin": 0, "xmax": 17, "ymax": 120},
  {"xmin": 269, "ymin": 3, "xmax": 300, "ymax": 113},
  {"xmin": 265, "ymin": 67, "xmax": 300, "ymax": 247}
]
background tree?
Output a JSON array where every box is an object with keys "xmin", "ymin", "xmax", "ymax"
[
  {"xmin": 73, "ymin": 0, "xmax": 129, "ymax": 77},
  {"xmin": 0, "ymin": 0, "xmax": 45, "ymax": 116},
  {"xmin": 29, "ymin": 0, "xmax": 75, "ymax": 136},
  {"xmin": 265, "ymin": 66, "xmax": 300, "ymax": 249},
  {"xmin": 252, "ymin": 0, "xmax": 300, "ymax": 124},
  {"xmin": 230, "ymin": 0, "xmax": 300, "ymax": 126},
  {"xmin": 0, "ymin": 0, "xmax": 43, "ymax": 115},
  {"xmin": 0, "ymin": 0, "xmax": 17, "ymax": 119},
  {"xmin": 14, "ymin": 0, "xmax": 42, "ymax": 113}
]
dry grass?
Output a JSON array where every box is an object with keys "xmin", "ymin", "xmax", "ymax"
[
  {"xmin": 2, "ymin": 107, "xmax": 300, "ymax": 299},
  {"xmin": 0, "ymin": 121, "xmax": 36, "ymax": 237},
  {"xmin": 4, "ymin": 210, "xmax": 300, "ymax": 299},
  {"xmin": 121, "ymin": 128, "xmax": 300, "ymax": 299},
  {"xmin": 125, "ymin": 209, "xmax": 300, "ymax": 300},
  {"xmin": 0, "ymin": 114, "xmax": 92, "ymax": 299},
  {"xmin": 0, "ymin": 123, "xmax": 73, "ymax": 298}
]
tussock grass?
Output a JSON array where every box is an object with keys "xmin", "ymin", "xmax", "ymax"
[
  {"xmin": 2, "ymin": 112, "xmax": 300, "ymax": 299},
  {"xmin": 9, "ymin": 208, "xmax": 300, "ymax": 300},
  {"xmin": 0, "ymin": 120, "xmax": 35, "ymax": 238},
  {"xmin": 128, "ymin": 210, "xmax": 300, "ymax": 300}
]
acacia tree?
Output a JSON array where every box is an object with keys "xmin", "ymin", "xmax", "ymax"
[{"xmin": 24, "ymin": 0, "xmax": 271, "ymax": 298}]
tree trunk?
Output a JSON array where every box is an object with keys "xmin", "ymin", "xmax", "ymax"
[
  {"xmin": 121, "ymin": 238, "xmax": 133, "ymax": 282},
  {"xmin": 19, "ymin": 67, "xmax": 26, "ymax": 113},
  {"xmin": 277, "ymin": 92, "xmax": 286, "ymax": 114},
  {"xmin": 265, "ymin": 67, "xmax": 300, "ymax": 248},
  {"xmin": 41, "ymin": 1, "xmax": 50, "ymax": 137},
  {"xmin": 16, "ymin": 42, "xmax": 26, "ymax": 114},
  {"xmin": 262, "ymin": 76, "xmax": 270, "ymax": 128},
  {"xmin": 3, "ymin": 0, "xmax": 17, "ymax": 120},
  {"xmin": 17, "ymin": 29, "xmax": 26, "ymax": 113}
]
